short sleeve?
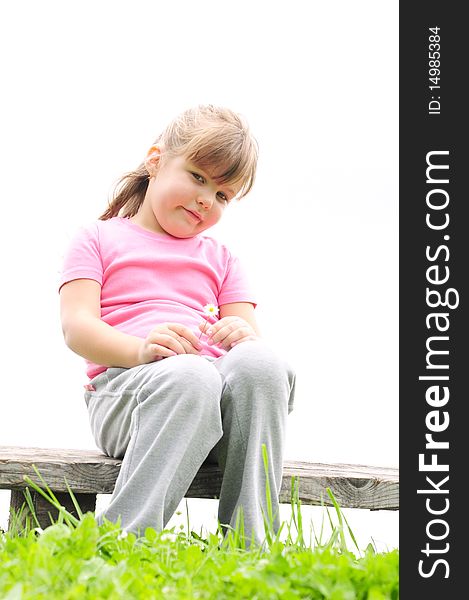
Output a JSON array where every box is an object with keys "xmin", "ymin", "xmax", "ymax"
[
  {"xmin": 58, "ymin": 223, "xmax": 103, "ymax": 292},
  {"xmin": 217, "ymin": 254, "xmax": 257, "ymax": 308}
]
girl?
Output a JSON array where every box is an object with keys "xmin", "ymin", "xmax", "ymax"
[{"xmin": 59, "ymin": 105, "xmax": 295, "ymax": 546}]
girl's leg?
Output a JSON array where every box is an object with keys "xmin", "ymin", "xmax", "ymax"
[
  {"xmin": 86, "ymin": 355, "xmax": 223, "ymax": 535},
  {"xmin": 209, "ymin": 340, "xmax": 296, "ymax": 546}
]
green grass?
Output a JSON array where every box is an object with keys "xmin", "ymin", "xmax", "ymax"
[{"xmin": 0, "ymin": 448, "xmax": 399, "ymax": 599}]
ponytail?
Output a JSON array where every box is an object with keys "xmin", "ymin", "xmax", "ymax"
[{"xmin": 99, "ymin": 164, "xmax": 149, "ymax": 220}]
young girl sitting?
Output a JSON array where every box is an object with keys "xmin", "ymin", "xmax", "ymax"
[{"xmin": 59, "ymin": 104, "xmax": 295, "ymax": 546}]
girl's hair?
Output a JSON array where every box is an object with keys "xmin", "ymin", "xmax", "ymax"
[{"xmin": 99, "ymin": 105, "xmax": 258, "ymax": 220}]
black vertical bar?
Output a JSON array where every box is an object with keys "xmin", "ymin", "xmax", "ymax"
[{"xmin": 400, "ymin": 2, "xmax": 466, "ymax": 596}]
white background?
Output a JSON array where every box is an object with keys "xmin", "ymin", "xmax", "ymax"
[{"xmin": 0, "ymin": 1, "xmax": 398, "ymax": 550}]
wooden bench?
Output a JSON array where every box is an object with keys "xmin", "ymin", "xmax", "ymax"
[{"xmin": 0, "ymin": 446, "xmax": 399, "ymax": 530}]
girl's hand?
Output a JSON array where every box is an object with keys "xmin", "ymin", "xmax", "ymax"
[
  {"xmin": 139, "ymin": 323, "xmax": 203, "ymax": 364},
  {"xmin": 199, "ymin": 316, "xmax": 258, "ymax": 351}
]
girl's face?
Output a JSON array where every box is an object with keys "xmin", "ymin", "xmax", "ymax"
[{"xmin": 132, "ymin": 148, "xmax": 238, "ymax": 238}]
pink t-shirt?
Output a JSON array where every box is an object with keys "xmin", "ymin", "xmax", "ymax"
[{"xmin": 59, "ymin": 217, "xmax": 256, "ymax": 379}]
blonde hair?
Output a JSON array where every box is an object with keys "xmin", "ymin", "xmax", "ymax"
[{"xmin": 100, "ymin": 105, "xmax": 258, "ymax": 220}]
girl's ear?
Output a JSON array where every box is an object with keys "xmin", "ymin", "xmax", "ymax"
[{"xmin": 144, "ymin": 145, "xmax": 162, "ymax": 176}]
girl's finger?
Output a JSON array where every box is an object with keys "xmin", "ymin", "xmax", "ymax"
[
  {"xmin": 151, "ymin": 333, "xmax": 187, "ymax": 355},
  {"xmin": 176, "ymin": 335, "xmax": 200, "ymax": 354},
  {"xmin": 209, "ymin": 323, "xmax": 250, "ymax": 347},
  {"xmin": 213, "ymin": 327, "xmax": 251, "ymax": 350},
  {"xmin": 168, "ymin": 324, "xmax": 203, "ymax": 351},
  {"xmin": 149, "ymin": 344, "xmax": 178, "ymax": 358},
  {"xmin": 207, "ymin": 321, "xmax": 239, "ymax": 342}
]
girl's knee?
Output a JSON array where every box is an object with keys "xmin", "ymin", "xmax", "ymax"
[
  {"xmin": 140, "ymin": 354, "xmax": 222, "ymax": 408},
  {"xmin": 229, "ymin": 340, "xmax": 294, "ymax": 384},
  {"xmin": 223, "ymin": 341, "xmax": 295, "ymax": 415},
  {"xmin": 167, "ymin": 353, "xmax": 221, "ymax": 384}
]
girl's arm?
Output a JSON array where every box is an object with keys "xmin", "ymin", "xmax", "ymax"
[
  {"xmin": 199, "ymin": 302, "xmax": 260, "ymax": 351},
  {"xmin": 60, "ymin": 279, "xmax": 202, "ymax": 368}
]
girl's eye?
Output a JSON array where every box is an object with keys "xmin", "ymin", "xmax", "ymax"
[
  {"xmin": 191, "ymin": 171, "xmax": 229, "ymax": 204},
  {"xmin": 191, "ymin": 172, "xmax": 205, "ymax": 183}
]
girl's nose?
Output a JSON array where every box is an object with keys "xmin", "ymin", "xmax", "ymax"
[{"xmin": 196, "ymin": 194, "xmax": 213, "ymax": 210}]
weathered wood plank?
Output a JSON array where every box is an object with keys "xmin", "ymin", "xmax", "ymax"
[
  {"xmin": 0, "ymin": 446, "xmax": 399, "ymax": 511},
  {"xmin": 0, "ymin": 447, "xmax": 121, "ymax": 494}
]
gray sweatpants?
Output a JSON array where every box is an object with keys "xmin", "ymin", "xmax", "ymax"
[{"xmin": 85, "ymin": 340, "xmax": 295, "ymax": 545}]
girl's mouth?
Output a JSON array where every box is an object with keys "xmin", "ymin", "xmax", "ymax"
[{"xmin": 183, "ymin": 208, "xmax": 203, "ymax": 222}]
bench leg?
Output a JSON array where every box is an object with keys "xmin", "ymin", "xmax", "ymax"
[{"xmin": 9, "ymin": 489, "xmax": 97, "ymax": 531}]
